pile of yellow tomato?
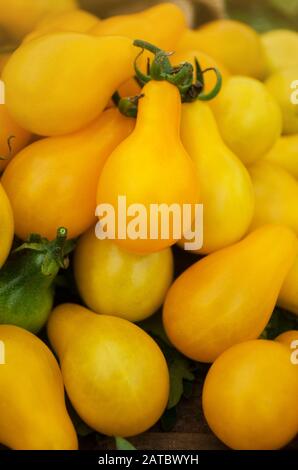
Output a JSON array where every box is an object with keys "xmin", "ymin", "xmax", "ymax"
[{"xmin": 0, "ymin": 0, "xmax": 297, "ymax": 451}]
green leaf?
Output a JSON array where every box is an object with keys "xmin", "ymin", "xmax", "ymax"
[
  {"xmin": 168, "ymin": 356, "xmax": 195, "ymax": 409},
  {"xmin": 115, "ymin": 437, "xmax": 136, "ymax": 451}
]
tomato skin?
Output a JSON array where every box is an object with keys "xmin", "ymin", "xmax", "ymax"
[
  {"xmin": 211, "ymin": 76, "xmax": 282, "ymax": 166},
  {"xmin": 91, "ymin": 3, "xmax": 186, "ymax": 51},
  {"xmin": 163, "ymin": 225, "xmax": 297, "ymax": 362},
  {"xmin": 261, "ymin": 29, "xmax": 298, "ymax": 77},
  {"xmin": 47, "ymin": 304, "xmax": 170, "ymax": 437},
  {"xmin": 177, "ymin": 20, "xmax": 265, "ymax": 79},
  {"xmin": 249, "ymin": 160, "xmax": 298, "ymax": 235},
  {"xmin": 180, "ymin": 100, "xmax": 254, "ymax": 254},
  {"xmin": 1, "ymin": 108, "xmax": 134, "ymax": 241},
  {"xmin": 0, "ymin": 183, "xmax": 14, "ymax": 268},
  {"xmin": 0, "ymin": 105, "xmax": 32, "ymax": 173},
  {"xmin": 97, "ymin": 80, "xmax": 199, "ymax": 254},
  {"xmin": 0, "ymin": 0, "xmax": 78, "ymax": 40},
  {"xmin": 202, "ymin": 340, "xmax": 298, "ymax": 450},
  {"xmin": 0, "ymin": 325, "xmax": 78, "ymax": 450},
  {"xmin": 74, "ymin": 228, "xmax": 174, "ymax": 323},
  {"xmin": 3, "ymin": 34, "xmax": 136, "ymax": 136},
  {"xmin": 263, "ymin": 135, "xmax": 298, "ymax": 180},
  {"xmin": 23, "ymin": 9, "xmax": 99, "ymax": 43},
  {"xmin": 93, "ymin": 3, "xmax": 187, "ymax": 100}
]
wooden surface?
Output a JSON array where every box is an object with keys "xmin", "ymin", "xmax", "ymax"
[{"xmin": 79, "ymin": 379, "xmax": 298, "ymax": 451}]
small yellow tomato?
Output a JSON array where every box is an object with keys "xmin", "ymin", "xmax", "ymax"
[
  {"xmin": 261, "ymin": 29, "xmax": 298, "ymax": 77},
  {"xmin": 74, "ymin": 227, "xmax": 174, "ymax": 323},
  {"xmin": 23, "ymin": 9, "xmax": 99, "ymax": 43},
  {"xmin": 211, "ymin": 76, "xmax": 282, "ymax": 165},
  {"xmin": 249, "ymin": 160, "xmax": 298, "ymax": 235},
  {"xmin": 3, "ymin": 33, "xmax": 136, "ymax": 136},
  {"xmin": 263, "ymin": 134, "xmax": 298, "ymax": 179},
  {"xmin": 0, "ymin": 0, "xmax": 78, "ymax": 40},
  {"xmin": 0, "ymin": 183, "xmax": 14, "ymax": 268},
  {"xmin": 48, "ymin": 304, "xmax": 170, "ymax": 437},
  {"xmin": 177, "ymin": 20, "xmax": 265, "ymax": 79},
  {"xmin": 203, "ymin": 340, "xmax": 298, "ymax": 450}
]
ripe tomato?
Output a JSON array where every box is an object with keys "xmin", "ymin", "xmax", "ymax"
[
  {"xmin": 74, "ymin": 228, "xmax": 174, "ymax": 323},
  {"xmin": 48, "ymin": 304, "xmax": 170, "ymax": 437},
  {"xmin": 203, "ymin": 340, "xmax": 298, "ymax": 450},
  {"xmin": 0, "ymin": 0, "xmax": 78, "ymax": 40}
]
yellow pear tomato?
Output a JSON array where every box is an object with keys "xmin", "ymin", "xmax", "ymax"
[
  {"xmin": 0, "ymin": 0, "xmax": 78, "ymax": 40},
  {"xmin": 203, "ymin": 340, "xmax": 298, "ymax": 449},
  {"xmin": 74, "ymin": 228, "xmax": 174, "ymax": 323},
  {"xmin": 211, "ymin": 76, "xmax": 282, "ymax": 165}
]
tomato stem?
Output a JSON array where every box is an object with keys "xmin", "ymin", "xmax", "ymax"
[
  {"xmin": 115, "ymin": 40, "xmax": 223, "ymax": 117},
  {"xmin": 14, "ymin": 227, "xmax": 75, "ymax": 277}
]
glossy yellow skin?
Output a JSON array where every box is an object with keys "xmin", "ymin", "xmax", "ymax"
[
  {"xmin": 23, "ymin": 9, "xmax": 99, "ymax": 43},
  {"xmin": 278, "ymin": 255, "xmax": 298, "ymax": 316},
  {"xmin": 265, "ymin": 66, "xmax": 298, "ymax": 135},
  {"xmin": 263, "ymin": 134, "xmax": 298, "ymax": 179},
  {"xmin": 211, "ymin": 76, "xmax": 282, "ymax": 165},
  {"xmin": 92, "ymin": 3, "xmax": 187, "ymax": 99},
  {"xmin": 74, "ymin": 228, "xmax": 174, "ymax": 322},
  {"xmin": 47, "ymin": 304, "xmax": 169, "ymax": 437},
  {"xmin": 0, "ymin": 325, "xmax": 78, "ymax": 450},
  {"xmin": 202, "ymin": 340, "xmax": 298, "ymax": 450},
  {"xmin": 261, "ymin": 29, "xmax": 298, "ymax": 77},
  {"xmin": 97, "ymin": 81, "xmax": 199, "ymax": 254},
  {"xmin": 2, "ymin": 108, "xmax": 134, "ymax": 241},
  {"xmin": 180, "ymin": 101, "xmax": 254, "ymax": 254},
  {"xmin": 275, "ymin": 330, "xmax": 298, "ymax": 348},
  {"xmin": 0, "ymin": 105, "xmax": 32, "ymax": 172},
  {"xmin": 249, "ymin": 161, "xmax": 298, "ymax": 235},
  {"xmin": 0, "ymin": 183, "xmax": 14, "ymax": 268},
  {"xmin": 177, "ymin": 20, "xmax": 265, "ymax": 79},
  {"xmin": 0, "ymin": 0, "xmax": 78, "ymax": 40},
  {"xmin": 163, "ymin": 225, "xmax": 297, "ymax": 363},
  {"xmin": 3, "ymin": 33, "xmax": 136, "ymax": 136},
  {"xmin": 91, "ymin": 3, "xmax": 186, "ymax": 51}
]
